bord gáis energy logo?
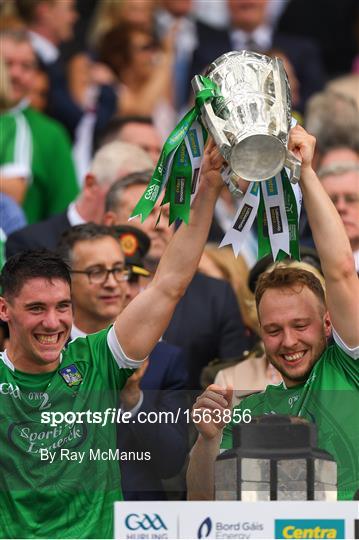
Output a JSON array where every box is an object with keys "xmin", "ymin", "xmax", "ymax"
[
  {"xmin": 125, "ymin": 513, "xmax": 167, "ymax": 532},
  {"xmin": 198, "ymin": 517, "xmax": 212, "ymax": 538},
  {"xmin": 275, "ymin": 519, "xmax": 345, "ymax": 539}
]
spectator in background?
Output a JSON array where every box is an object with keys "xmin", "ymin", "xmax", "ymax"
[
  {"xmin": 28, "ymin": 67, "xmax": 49, "ymax": 112},
  {"xmin": 190, "ymin": 0, "xmax": 326, "ymax": 113},
  {"xmin": 154, "ymin": 0, "xmax": 198, "ymax": 112},
  {"xmin": 104, "ymin": 171, "xmax": 250, "ymax": 390},
  {"xmin": 14, "ymin": 0, "xmax": 118, "ymax": 178},
  {"xmin": 97, "ymin": 115, "xmax": 162, "ymax": 164},
  {"xmin": 57, "ymin": 223, "xmax": 188, "ymax": 500},
  {"xmin": 305, "ymin": 91, "xmax": 359, "ymax": 170},
  {"xmin": 300, "ymin": 90, "xmax": 359, "ymax": 247},
  {"xmin": 0, "ymin": 29, "xmax": 79, "ymax": 222},
  {"xmin": 88, "ymin": 0, "xmax": 155, "ymax": 49},
  {"xmin": 97, "ymin": 23, "xmax": 175, "ymax": 140},
  {"xmin": 5, "ymin": 141, "xmax": 152, "ymax": 257},
  {"xmin": 0, "ymin": 194, "xmax": 27, "ymax": 237},
  {"xmin": 277, "ymin": 0, "xmax": 359, "ymax": 79},
  {"xmin": 198, "ymin": 244, "xmax": 255, "ymax": 335},
  {"xmin": 0, "ymin": 53, "xmax": 28, "ymax": 205},
  {"xmin": 318, "ymin": 149, "xmax": 359, "ymax": 272}
]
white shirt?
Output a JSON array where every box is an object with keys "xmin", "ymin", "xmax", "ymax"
[
  {"xmin": 66, "ymin": 202, "xmax": 86, "ymax": 227},
  {"xmin": 29, "ymin": 31, "xmax": 59, "ymax": 64},
  {"xmin": 353, "ymin": 249, "xmax": 359, "ymax": 272},
  {"xmin": 230, "ymin": 24, "xmax": 273, "ymax": 52}
]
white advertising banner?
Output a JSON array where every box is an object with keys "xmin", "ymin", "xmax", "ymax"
[{"xmin": 114, "ymin": 501, "xmax": 358, "ymax": 539}]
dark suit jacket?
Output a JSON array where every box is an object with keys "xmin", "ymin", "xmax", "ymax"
[
  {"xmin": 6, "ymin": 211, "xmax": 70, "ymax": 258},
  {"xmin": 38, "ymin": 55, "xmax": 117, "ymax": 141},
  {"xmin": 119, "ymin": 341, "xmax": 188, "ymax": 500},
  {"xmin": 164, "ymin": 272, "xmax": 249, "ymax": 390},
  {"xmin": 189, "ymin": 21, "xmax": 326, "ymax": 112}
]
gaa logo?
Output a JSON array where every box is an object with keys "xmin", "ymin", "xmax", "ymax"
[
  {"xmin": 0, "ymin": 382, "xmax": 21, "ymax": 399},
  {"xmin": 125, "ymin": 513, "xmax": 167, "ymax": 531}
]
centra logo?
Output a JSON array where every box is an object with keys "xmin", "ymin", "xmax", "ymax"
[{"xmin": 275, "ymin": 519, "xmax": 345, "ymax": 539}]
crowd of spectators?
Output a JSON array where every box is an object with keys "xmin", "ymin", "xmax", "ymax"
[{"xmin": 0, "ymin": 0, "xmax": 358, "ymax": 535}]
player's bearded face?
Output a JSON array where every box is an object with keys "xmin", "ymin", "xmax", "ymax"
[
  {"xmin": 259, "ymin": 286, "xmax": 331, "ymax": 387},
  {"xmin": 3, "ymin": 278, "xmax": 72, "ymax": 370}
]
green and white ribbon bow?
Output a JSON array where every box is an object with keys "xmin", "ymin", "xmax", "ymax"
[{"xmin": 130, "ymin": 76, "xmax": 221, "ymax": 225}]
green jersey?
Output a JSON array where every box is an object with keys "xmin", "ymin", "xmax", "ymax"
[
  {"xmin": 221, "ymin": 333, "xmax": 359, "ymax": 501},
  {"xmin": 0, "ymin": 105, "xmax": 79, "ymax": 223},
  {"xmin": 0, "ymin": 326, "xmax": 138, "ymax": 538}
]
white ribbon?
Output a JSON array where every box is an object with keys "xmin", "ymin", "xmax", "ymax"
[{"xmin": 219, "ymin": 181, "xmax": 260, "ymax": 257}]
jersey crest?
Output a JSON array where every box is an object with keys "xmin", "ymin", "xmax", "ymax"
[{"xmin": 59, "ymin": 364, "xmax": 83, "ymax": 387}]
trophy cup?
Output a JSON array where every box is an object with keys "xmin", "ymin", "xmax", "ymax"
[{"xmin": 192, "ymin": 50, "xmax": 301, "ymax": 195}]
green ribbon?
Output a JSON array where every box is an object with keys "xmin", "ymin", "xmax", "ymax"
[
  {"xmin": 130, "ymin": 76, "xmax": 222, "ymax": 224},
  {"xmin": 280, "ymin": 169, "xmax": 300, "ymax": 261},
  {"xmin": 257, "ymin": 170, "xmax": 300, "ymax": 262}
]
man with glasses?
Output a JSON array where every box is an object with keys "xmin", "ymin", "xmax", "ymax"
[
  {"xmin": 318, "ymin": 148, "xmax": 359, "ymax": 272},
  {"xmin": 57, "ymin": 224, "xmax": 131, "ymax": 339}
]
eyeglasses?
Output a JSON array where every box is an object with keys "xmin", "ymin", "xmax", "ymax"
[
  {"xmin": 330, "ymin": 193, "xmax": 359, "ymax": 205},
  {"xmin": 71, "ymin": 267, "xmax": 129, "ymax": 284}
]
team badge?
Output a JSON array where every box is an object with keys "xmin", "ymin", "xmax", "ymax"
[
  {"xmin": 59, "ymin": 365, "xmax": 83, "ymax": 387},
  {"xmin": 119, "ymin": 233, "xmax": 138, "ymax": 257}
]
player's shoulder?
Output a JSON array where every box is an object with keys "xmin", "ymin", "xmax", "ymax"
[
  {"xmin": 64, "ymin": 328, "xmax": 110, "ymax": 362},
  {"xmin": 24, "ymin": 107, "xmax": 70, "ymax": 141}
]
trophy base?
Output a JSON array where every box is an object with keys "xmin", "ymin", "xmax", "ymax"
[{"xmin": 230, "ymin": 135, "xmax": 286, "ymax": 182}]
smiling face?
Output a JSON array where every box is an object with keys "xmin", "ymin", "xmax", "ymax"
[
  {"xmin": 70, "ymin": 236, "xmax": 128, "ymax": 332},
  {"xmin": 0, "ymin": 278, "xmax": 72, "ymax": 373},
  {"xmin": 258, "ymin": 285, "xmax": 331, "ymax": 387}
]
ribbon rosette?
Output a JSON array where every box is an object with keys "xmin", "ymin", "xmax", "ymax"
[{"xmin": 130, "ymin": 78, "xmax": 301, "ymax": 262}]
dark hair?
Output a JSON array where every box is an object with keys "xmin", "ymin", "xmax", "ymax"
[
  {"xmin": 57, "ymin": 223, "xmax": 120, "ymax": 265},
  {"xmin": 255, "ymin": 266, "xmax": 326, "ymax": 311},
  {"xmin": 105, "ymin": 170, "xmax": 152, "ymax": 212},
  {"xmin": 95, "ymin": 115, "xmax": 154, "ymax": 151},
  {"xmin": 0, "ymin": 249, "xmax": 71, "ymax": 299},
  {"xmin": 15, "ymin": 0, "xmax": 54, "ymax": 23},
  {"xmin": 97, "ymin": 22, "xmax": 159, "ymax": 77}
]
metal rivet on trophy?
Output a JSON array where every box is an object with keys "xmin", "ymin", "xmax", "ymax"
[{"xmin": 215, "ymin": 416, "xmax": 337, "ymax": 501}]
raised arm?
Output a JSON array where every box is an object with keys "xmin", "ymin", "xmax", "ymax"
[
  {"xmin": 288, "ymin": 126, "xmax": 359, "ymax": 347},
  {"xmin": 114, "ymin": 140, "xmax": 223, "ymax": 359}
]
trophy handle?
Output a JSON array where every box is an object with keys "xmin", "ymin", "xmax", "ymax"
[
  {"xmin": 191, "ymin": 75, "xmax": 232, "ymax": 159},
  {"xmin": 284, "ymin": 150, "xmax": 301, "ymax": 184}
]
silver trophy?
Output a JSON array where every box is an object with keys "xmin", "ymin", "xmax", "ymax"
[{"xmin": 192, "ymin": 50, "xmax": 301, "ymax": 195}]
